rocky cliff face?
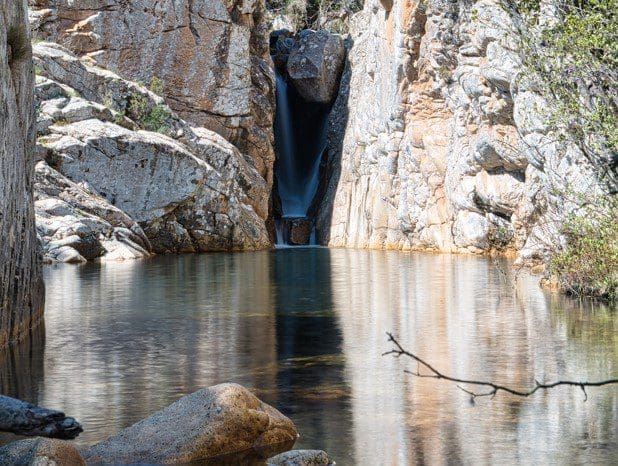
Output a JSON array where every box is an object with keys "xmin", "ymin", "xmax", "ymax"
[
  {"xmin": 0, "ymin": 0, "xmax": 44, "ymax": 346},
  {"xmin": 317, "ymin": 0, "xmax": 605, "ymax": 263},
  {"xmin": 33, "ymin": 42, "xmax": 271, "ymax": 262},
  {"xmin": 30, "ymin": 0, "xmax": 276, "ymax": 187}
]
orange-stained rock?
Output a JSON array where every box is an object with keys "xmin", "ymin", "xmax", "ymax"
[
  {"xmin": 31, "ymin": 0, "xmax": 276, "ymax": 188},
  {"xmin": 81, "ymin": 383, "xmax": 298, "ymax": 464}
]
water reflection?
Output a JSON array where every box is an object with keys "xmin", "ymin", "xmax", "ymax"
[{"xmin": 0, "ymin": 249, "xmax": 615, "ymax": 465}]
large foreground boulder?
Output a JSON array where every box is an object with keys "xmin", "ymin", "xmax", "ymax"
[
  {"xmin": 0, "ymin": 438, "xmax": 85, "ymax": 466},
  {"xmin": 81, "ymin": 383, "xmax": 298, "ymax": 464},
  {"xmin": 287, "ymin": 30, "xmax": 345, "ymax": 104}
]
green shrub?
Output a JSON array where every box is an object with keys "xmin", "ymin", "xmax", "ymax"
[
  {"xmin": 128, "ymin": 92, "xmax": 170, "ymax": 133},
  {"xmin": 267, "ymin": 0, "xmax": 362, "ymax": 31},
  {"xmin": 505, "ymin": 0, "xmax": 618, "ymax": 192},
  {"xmin": 141, "ymin": 104, "xmax": 171, "ymax": 133},
  {"xmin": 149, "ymin": 76, "xmax": 165, "ymax": 95},
  {"xmin": 550, "ymin": 196, "xmax": 618, "ymax": 301}
]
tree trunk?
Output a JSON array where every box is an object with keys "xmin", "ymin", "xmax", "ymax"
[{"xmin": 0, "ymin": 0, "xmax": 45, "ymax": 348}]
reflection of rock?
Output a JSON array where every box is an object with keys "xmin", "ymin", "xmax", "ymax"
[
  {"xmin": 81, "ymin": 384, "xmax": 298, "ymax": 464},
  {"xmin": 0, "ymin": 438, "xmax": 86, "ymax": 466},
  {"xmin": 287, "ymin": 30, "xmax": 345, "ymax": 103},
  {"xmin": 282, "ymin": 218, "xmax": 312, "ymax": 245},
  {"xmin": 268, "ymin": 449, "xmax": 334, "ymax": 465}
]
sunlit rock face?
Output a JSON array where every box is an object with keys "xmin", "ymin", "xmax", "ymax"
[
  {"xmin": 82, "ymin": 383, "xmax": 298, "ymax": 464},
  {"xmin": 317, "ymin": 0, "xmax": 606, "ymax": 262},
  {"xmin": 32, "ymin": 43, "xmax": 271, "ymax": 259},
  {"xmin": 29, "ymin": 0, "xmax": 276, "ymax": 188},
  {"xmin": 0, "ymin": 0, "xmax": 44, "ymax": 346},
  {"xmin": 286, "ymin": 30, "xmax": 346, "ymax": 104}
]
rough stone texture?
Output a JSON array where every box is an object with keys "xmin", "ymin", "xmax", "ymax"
[
  {"xmin": 35, "ymin": 161, "xmax": 151, "ymax": 263},
  {"xmin": 0, "ymin": 438, "xmax": 86, "ymax": 466},
  {"xmin": 268, "ymin": 449, "xmax": 334, "ymax": 465},
  {"xmin": 0, "ymin": 394, "xmax": 82, "ymax": 439},
  {"xmin": 0, "ymin": 0, "xmax": 45, "ymax": 347},
  {"xmin": 81, "ymin": 383, "xmax": 298, "ymax": 464},
  {"xmin": 317, "ymin": 0, "xmax": 606, "ymax": 262},
  {"xmin": 287, "ymin": 30, "xmax": 346, "ymax": 103},
  {"xmin": 282, "ymin": 217, "xmax": 312, "ymax": 245},
  {"xmin": 33, "ymin": 43, "xmax": 271, "ymax": 257},
  {"xmin": 29, "ymin": 0, "xmax": 276, "ymax": 188}
]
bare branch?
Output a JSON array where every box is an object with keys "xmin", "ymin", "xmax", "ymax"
[{"xmin": 383, "ymin": 333, "xmax": 617, "ymax": 403}]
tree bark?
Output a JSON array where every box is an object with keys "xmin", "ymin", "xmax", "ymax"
[
  {"xmin": 0, "ymin": 395, "xmax": 82, "ymax": 439},
  {"xmin": 0, "ymin": 0, "xmax": 45, "ymax": 348}
]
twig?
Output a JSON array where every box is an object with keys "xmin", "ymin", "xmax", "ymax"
[{"xmin": 383, "ymin": 333, "xmax": 616, "ymax": 403}]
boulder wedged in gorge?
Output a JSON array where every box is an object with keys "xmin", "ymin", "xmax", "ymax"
[
  {"xmin": 287, "ymin": 30, "xmax": 346, "ymax": 103},
  {"xmin": 29, "ymin": 0, "xmax": 276, "ymax": 187},
  {"xmin": 0, "ymin": 0, "xmax": 45, "ymax": 346},
  {"xmin": 33, "ymin": 42, "xmax": 271, "ymax": 260},
  {"xmin": 81, "ymin": 383, "xmax": 298, "ymax": 464},
  {"xmin": 316, "ymin": 0, "xmax": 607, "ymax": 262}
]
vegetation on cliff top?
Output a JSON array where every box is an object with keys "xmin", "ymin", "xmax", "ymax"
[
  {"xmin": 510, "ymin": 0, "xmax": 617, "ymax": 191},
  {"xmin": 505, "ymin": 0, "xmax": 618, "ymax": 301},
  {"xmin": 267, "ymin": 0, "xmax": 363, "ymax": 31}
]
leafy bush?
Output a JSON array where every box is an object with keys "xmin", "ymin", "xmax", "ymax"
[
  {"xmin": 506, "ymin": 0, "xmax": 618, "ymax": 192},
  {"xmin": 141, "ymin": 104, "xmax": 171, "ymax": 133},
  {"xmin": 149, "ymin": 76, "xmax": 165, "ymax": 95},
  {"xmin": 550, "ymin": 197, "xmax": 618, "ymax": 301},
  {"xmin": 128, "ymin": 93, "xmax": 171, "ymax": 134}
]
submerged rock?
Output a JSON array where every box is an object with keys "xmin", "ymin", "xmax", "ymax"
[
  {"xmin": 268, "ymin": 449, "xmax": 334, "ymax": 465},
  {"xmin": 0, "ymin": 438, "xmax": 86, "ymax": 466},
  {"xmin": 287, "ymin": 30, "xmax": 345, "ymax": 104},
  {"xmin": 81, "ymin": 383, "xmax": 298, "ymax": 464}
]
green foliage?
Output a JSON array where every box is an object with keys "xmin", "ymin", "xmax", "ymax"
[
  {"xmin": 550, "ymin": 196, "xmax": 618, "ymax": 301},
  {"xmin": 507, "ymin": 0, "xmax": 618, "ymax": 192},
  {"xmin": 7, "ymin": 25, "xmax": 29, "ymax": 65},
  {"xmin": 141, "ymin": 104, "xmax": 171, "ymax": 133},
  {"xmin": 128, "ymin": 92, "xmax": 171, "ymax": 133},
  {"xmin": 149, "ymin": 76, "xmax": 165, "ymax": 95},
  {"xmin": 267, "ymin": 0, "xmax": 362, "ymax": 31}
]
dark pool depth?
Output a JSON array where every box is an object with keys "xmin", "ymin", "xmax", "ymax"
[{"xmin": 1, "ymin": 249, "xmax": 616, "ymax": 464}]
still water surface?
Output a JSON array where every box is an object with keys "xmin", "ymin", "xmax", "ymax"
[{"xmin": 1, "ymin": 249, "xmax": 616, "ymax": 464}]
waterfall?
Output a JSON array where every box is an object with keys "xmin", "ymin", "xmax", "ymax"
[{"xmin": 273, "ymin": 71, "xmax": 329, "ymax": 245}]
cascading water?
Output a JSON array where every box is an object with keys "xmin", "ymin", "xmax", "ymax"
[{"xmin": 273, "ymin": 71, "xmax": 329, "ymax": 246}]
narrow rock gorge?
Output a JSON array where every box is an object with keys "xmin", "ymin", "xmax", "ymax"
[
  {"xmin": 315, "ymin": 0, "xmax": 610, "ymax": 266},
  {"xmin": 23, "ymin": 0, "xmax": 616, "ymax": 267},
  {"xmin": 0, "ymin": 0, "xmax": 44, "ymax": 346}
]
